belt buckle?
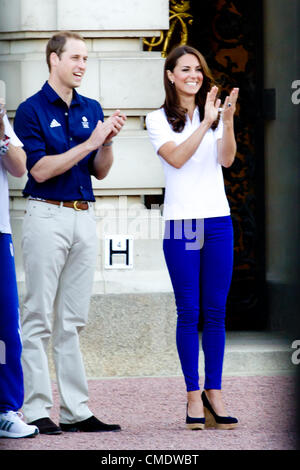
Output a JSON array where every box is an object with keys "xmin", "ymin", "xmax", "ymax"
[{"xmin": 73, "ymin": 200, "xmax": 82, "ymax": 211}]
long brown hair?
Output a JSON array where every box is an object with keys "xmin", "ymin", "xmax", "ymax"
[{"xmin": 162, "ymin": 45, "xmax": 219, "ymax": 132}]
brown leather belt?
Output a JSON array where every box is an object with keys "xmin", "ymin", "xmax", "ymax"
[{"xmin": 29, "ymin": 198, "xmax": 89, "ymax": 211}]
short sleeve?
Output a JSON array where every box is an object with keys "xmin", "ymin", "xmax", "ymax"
[
  {"xmin": 214, "ymin": 117, "xmax": 224, "ymax": 140},
  {"xmin": 14, "ymin": 102, "xmax": 46, "ymax": 171},
  {"xmin": 146, "ymin": 109, "xmax": 175, "ymax": 154},
  {"xmin": 3, "ymin": 115, "xmax": 23, "ymax": 146}
]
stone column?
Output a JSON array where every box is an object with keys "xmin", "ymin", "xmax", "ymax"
[{"xmin": 263, "ymin": 0, "xmax": 300, "ymax": 329}]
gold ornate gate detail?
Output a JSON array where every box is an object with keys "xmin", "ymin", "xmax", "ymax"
[{"xmin": 143, "ymin": 0, "xmax": 193, "ymax": 57}]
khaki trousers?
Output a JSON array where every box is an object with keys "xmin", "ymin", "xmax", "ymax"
[{"xmin": 21, "ymin": 199, "xmax": 97, "ymax": 424}]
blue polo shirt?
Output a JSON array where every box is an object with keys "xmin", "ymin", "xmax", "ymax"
[{"xmin": 14, "ymin": 81, "xmax": 104, "ymax": 201}]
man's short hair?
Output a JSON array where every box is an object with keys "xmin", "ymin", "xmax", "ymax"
[{"xmin": 46, "ymin": 31, "xmax": 85, "ymax": 71}]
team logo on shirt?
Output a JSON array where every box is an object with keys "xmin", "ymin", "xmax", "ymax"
[
  {"xmin": 81, "ymin": 116, "xmax": 89, "ymax": 128},
  {"xmin": 50, "ymin": 119, "xmax": 61, "ymax": 128}
]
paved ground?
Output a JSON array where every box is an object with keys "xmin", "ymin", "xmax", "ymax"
[{"xmin": 0, "ymin": 374, "xmax": 298, "ymax": 452}]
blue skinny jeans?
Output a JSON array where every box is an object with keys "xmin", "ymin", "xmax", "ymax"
[
  {"xmin": 163, "ymin": 216, "xmax": 234, "ymax": 392},
  {"xmin": 0, "ymin": 233, "xmax": 24, "ymax": 412}
]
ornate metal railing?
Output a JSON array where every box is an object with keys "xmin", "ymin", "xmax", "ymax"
[{"xmin": 143, "ymin": 0, "xmax": 193, "ymax": 57}]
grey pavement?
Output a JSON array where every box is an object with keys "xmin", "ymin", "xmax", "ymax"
[{"xmin": 47, "ymin": 293, "xmax": 297, "ymax": 379}]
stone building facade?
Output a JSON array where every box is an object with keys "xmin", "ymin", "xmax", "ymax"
[
  {"xmin": 0, "ymin": 0, "xmax": 172, "ymax": 297},
  {"xmin": 0, "ymin": 0, "xmax": 299, "ymax": 334}
]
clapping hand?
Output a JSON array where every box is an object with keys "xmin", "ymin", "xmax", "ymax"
[
  {"xmin": 204, "ymin": 86, "xmax": 239, "ymax": 125},
  {"xmin": 103, "ymin": 110, "xmax": 127, "ymax": 143},
  {"xmin": 87, "ymin": 110, "xmax": 126, "ymax": 151},
  {"xmin": 204, "ymin": 86, "xmax": 221, "ymax": 125},
  {"xmin": 220, "ymin": 88, "xmax": 239, "ymax": 123}
]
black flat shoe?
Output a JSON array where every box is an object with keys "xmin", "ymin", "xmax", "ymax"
[
  {"xmin": 59, "ymin": 415, "xmax": 121, "ymax": 432},
  {"xmin": 186, "ymin": 404, "xmax": 205, "ymax": 430},
  {"xmin": 201, "ymin": 391, "xmax": 238, "ymax": 430},
  {"xmin": 28, "ymin": 417, "xmax": 62, "ymax": 435}
]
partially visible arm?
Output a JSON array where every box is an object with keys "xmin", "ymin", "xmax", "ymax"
[
  {"xmin": 1, "ymin": 144, "xmax": 26, "ymax": 177},
  {"xmin": 217, "ymin": 122, "xmax": 236, "ymax": 168},
  {"xmin": 158, "ymin": 119, "xmax": 212, "ymax": 169},
  {"xmin": 92, "ymin": 144, "xmax": 114, "ymax": 180},
  {"xmin": 156, "ymin": 87, "xmax": 221, "ymax": 169},
  {"xmin": 22, "ymin": 105, "xmax": 126, "ymax": 183},
  {"xmin": 30, "ymin": 119, "xmax": 116, "ymax": 183},
  {"xmin": 91, "ymin": 110, "xmax": 126, "ymax": 180},
  {"xmin": 30, "ymin": 139, "xmax": 98, "ymax": 183},
  {"xmin": 0, "ymin": 106, "xmax": 26, "ymax": 177},
  {"xmin": 217, "ymin": 88, "xmax": 239, "ymax": 168}
]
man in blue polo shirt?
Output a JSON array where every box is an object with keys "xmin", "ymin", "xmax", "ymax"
[{"xmin": 14, "ymin": 31, "xmax": 126, "ymax": 435}]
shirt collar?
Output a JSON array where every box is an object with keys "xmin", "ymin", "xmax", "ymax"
[
  {"xmin": 192, "ymin": 106, "xmax": 200, "ymax": 119},
  {"xmin": 71, "ymin": 88, "xmax": 84, "ymax": 107},
  {"xmin": 41, "ymin": 81, "xmax": 84, "ymax": 107},
  {"xmin": 186, "ymin": 106, "xmax": 199, "ymax": 125}
]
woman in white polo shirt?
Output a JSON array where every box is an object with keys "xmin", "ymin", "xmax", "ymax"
[{"xmin": 146, "ymin": 45, "xmax": 239, "ymax": 430}]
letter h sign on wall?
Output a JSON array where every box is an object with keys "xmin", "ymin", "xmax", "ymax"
[{"xmin": 104, "ymin": 235, "xmax": 133, "ymax": 269}]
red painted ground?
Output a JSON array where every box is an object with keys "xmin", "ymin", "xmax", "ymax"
[{"xmin": 0, "ymin": 375, "xmax": 298, "ymax": 451}]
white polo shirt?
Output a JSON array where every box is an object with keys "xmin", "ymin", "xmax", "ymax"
[
  {"xmin": 0, "ymin": 114, "xmax": 23, "ymax": 234},
  {"xmin": 146, "ymin": 107, "xmax": 230, "ymax": 220}
]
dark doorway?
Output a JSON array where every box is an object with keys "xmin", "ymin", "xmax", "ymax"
[
  {"xmin": 144, "ymin": 0, "xmax": 266, "ymax": 330},
  {"xmin": 189, "ymin": 0, "xmax": 266, "ymax": 330}
]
